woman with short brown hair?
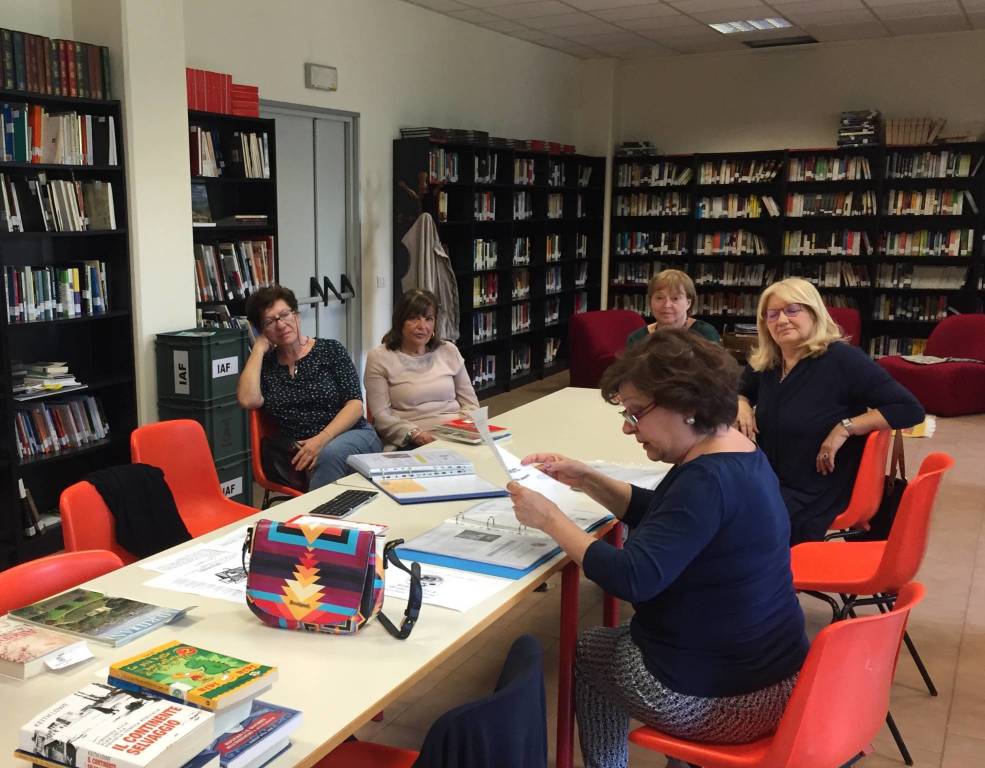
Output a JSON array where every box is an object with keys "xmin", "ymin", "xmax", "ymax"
[{"xmin": 625, "ymin": 269, "xmax": 720, "ymax": 347}]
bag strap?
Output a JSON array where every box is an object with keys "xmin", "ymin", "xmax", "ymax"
[
  {"xmin": 888, "ymin": 428, "xmax": 906, "ymax": 486},
  {"xmin": 377, "ymin": 539, "xmax": 422, "ymax": 640}
]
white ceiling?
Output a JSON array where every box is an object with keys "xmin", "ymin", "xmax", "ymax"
[{"xmin": 400, "ymin": 0, "xmax": 985, "ymax": 58}]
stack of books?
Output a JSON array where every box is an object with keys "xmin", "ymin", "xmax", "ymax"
[
  {"xmin": 0, "ymin": 29, "xmax": 111, "ymax": 98},
  {"xmin": 615, "ymin": 140, "xmax": 658, "ymax": 158},
  {"xmin": 400, "ymin": 127, "xmax": 448, "ymax": 142},
  {"xmin": 432, "ymin": 417, "xmax": 511, "ymax": 445},
  {"xmin": 12, "ymin": 361, "xmax": 86, "ymax": 401},
  {"xmin": 838, "ymin": 110, "xmax": 881, "ymax": 147}
]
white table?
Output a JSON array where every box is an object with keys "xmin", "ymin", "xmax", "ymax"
[{"xmin": 2, "ymin": 388, "xmax": 663, "ymax": 768}]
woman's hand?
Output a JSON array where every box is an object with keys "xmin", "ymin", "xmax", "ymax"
[
  {"xmin": 507, "ymin": 481, "xmax": 561, "ymax": 533},
  {"xmin": 293, "ymin": 434, "xmax": 328, "ymax": 471},
  {"xmin": 252, "ymin": 335, "xmax": 273, "ymax": 356},
  {"xmin": 411, "ymin": 430, "xmax": 436, "ymax": 446},
  {"xmin": 736, "ymin": 398, "xmax": 758, "ymax": 441},
  {"xmin": 520, "ymin": 453, "xmax": 592, "ymax": 490},
  {"xmin": 816, "ymin": 424, "xmax": 850, "ymax": 475}
]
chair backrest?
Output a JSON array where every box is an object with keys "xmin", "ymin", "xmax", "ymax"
[
  {"xmin": 827, "ymin": 307, "xmax": 861, "ymax": 346},
  {"xmin": 874, "ymin": 453, "xmax": 955, "ymax": 590},
  {"xmin": 131, "ymin": 420, "xmax": 224, "ymax": 510},
  {"xmin": 764, "ymin": 582, "xmax": 924, "ymax": 768},
  {"xmin": 833, "ymin": 430, "xmax": 892, "ymax": 530},
  {"xmin": 925, "ymin": 313, "xmax": 985, "ymax": 361},
  {"xmin": 60, "ymin": 481, "xmax": 138, "ymax": 564},
  {"xmin": 0, "ymin": 550, "xmax": 125, "ymax": 615},
  {"xmin": 249, "ymin": 409, "xmax": 303, "ymax": 498},
  {"xmin": 412, "ymin": 634, "xmax": 546, "ymax": 768},
  {"xmin": 568, "ymin": 310, "xmax": 645, "ymax": 388}
]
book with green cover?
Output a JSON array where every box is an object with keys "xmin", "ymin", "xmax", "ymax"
[
  {"xmin": 109, "ymin": 640, "xmax": 277, "ymax": 712},
  {"xmin": 9, "ymin": 588, "xmax": 188, "ymax": 647}
]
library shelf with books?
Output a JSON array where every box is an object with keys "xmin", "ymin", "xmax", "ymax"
[
  {"xmin": 188, "ymin": 110, "xmax": 278, "ymax": 323},
  {"xmin": 0, "ymin": 79, "xmax": 136, "ymax": 567},
  {"xmin": 608, "ymin": 142, "xmax": 985, "ymax": 357},
  {"xmin": 394, "ymin": 135, "xmax": 605, "ymax": 395}
]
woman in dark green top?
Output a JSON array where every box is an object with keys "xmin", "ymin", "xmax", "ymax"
[{"xmin": 626, "ymin": 269, "xmax": 721, "ymax": 347}]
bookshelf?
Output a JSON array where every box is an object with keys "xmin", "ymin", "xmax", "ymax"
[
  {"xmin": 394, "ymin": 138, "xmax": 606, "ymax": 396},
  {"xmin": 609, "ymin": 143, "xmax": 985, "ymax": 357},
  {"xmin": 0, "ymin": 87, "xmax": 136, "ymax": 567},
  {"xmin": 188, "ymin": 110, "xmax": 278, "ymax": 323}
]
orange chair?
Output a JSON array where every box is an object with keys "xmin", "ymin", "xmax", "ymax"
[
  {"xmin": 249, "ymin": 409, "xmax": 304, "ymax": 510},
  {"xmin": 131, "ymin": 420, "xmax": 256, "ymax": 538},
  {"xmin": 60, "ymin": 481, "xmax": 139, "ymax": 565},
  {"xmin": 629, "ymin": 582, "xmax": 925, "ymax": 768},
  {"xmin": 0, "ymin": 550, "xmax": 125, "ymax": 615},
  {"xmin": 826, "ymin": 429, "xmax": 892, "ymax": 538}
]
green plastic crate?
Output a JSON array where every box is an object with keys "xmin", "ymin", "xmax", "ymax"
[
  {"xmin": 215, "ymin": 450, "xmax": 254, "ymax": 507},
  {"xmin": 156, "ymin": 327, "xmax": 248, "ymax": 402},
  {"xmin": 157, "ymin": 395, "xmax": 248, "ymax": 462}
]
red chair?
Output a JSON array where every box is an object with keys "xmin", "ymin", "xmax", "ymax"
[
  {"xmin": 249, "ymin": 410, "xmax": 304, "ymax": 510},
  {"xmin": 131, "ymin": 420, "xmax": 256, "ymax": 538},
  {"xmin": 0, "ymin": 550, "xmax": 125, "ymax": 615},
  {"xmin": 878, "ymin": 314, "xmax": 985, "ymax": 416},
  {"xmin": 568, "ymin": 310, "xmax": 645, "ymax": 388},
  {"xmin": 827, "ymin": 306, "xmax": 861, "ymax": 346},
  {"xmin": 826, "ymin": 429, "xmax": 892, "ymax": 538},
  {"xmin": 629, "ymin": 582, "xmax": 925, "ymax": 768},
  {"xmin": 60, "ymin": 481, "xmax": 138, "ymax": 565}
]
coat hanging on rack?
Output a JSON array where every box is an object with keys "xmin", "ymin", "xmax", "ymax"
[{"xmin": 401, "ymin": 212, "xmax": 460, "ymax": 342}]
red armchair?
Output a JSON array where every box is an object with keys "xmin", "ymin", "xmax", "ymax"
[
  {"xmin": 568, "ymin": 310, "xmax": 645, "ymax": 388},
  {"xmin": 878, "ymin": 314, "xmax": 985, "ymax": 416},
  {"xmin": 827, "ymin": 306, "xmax": 861, "ymax": 346}
]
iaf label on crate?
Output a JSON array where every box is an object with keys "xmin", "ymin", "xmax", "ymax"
[
  {"xmin": 221, "ymin": 476, "xmax": 243, "ymax": 498},
  {"xmin": 212, "ymin": 356, "xmax": 239, "ymax": 378},
  {"xmin": 173, "ymin": 350, "xmax": 190, "ymax": 395}
]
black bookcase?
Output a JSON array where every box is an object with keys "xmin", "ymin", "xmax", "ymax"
[
  {"xmin": 609, "ymin": 143, "xmax": 985, "ymax": 356},
  {"xmin": 0, "ymin": 88, "xmax": 137, "ymax": 566},
  {"xmin": 188, "ymin": 110, "xmax": 278, "ymax": 319},
  {"xmin": 393, "ymin": 138, "xmax": 606, "ymax": 396}
]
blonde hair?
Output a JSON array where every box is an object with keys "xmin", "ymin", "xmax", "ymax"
[
  {"xmin": 748, "ymin": 278, "xmax": 844, "ymax": 371},
  {"xmin": 647, "ymin": 269, "xmax": 696, "ymax": 317}
]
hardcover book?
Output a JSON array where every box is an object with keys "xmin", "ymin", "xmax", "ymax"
[
  {"xmin": 109, "ymin": 641, "xmax": 277, "ymax": 712},
  {"xmin": 8, "ymin": 588, "xmax": 188, "ymax": 647},
  {"xmin": 0, "ymin": 616, "xmax": 86, "ymax": 679},
  {"xmin": 200, "ymin": 700, "xmax": 301, "ymax": 768},
  {"xmin": 432, "ymin": 417, "xmax": 511, "ymax": 445}
]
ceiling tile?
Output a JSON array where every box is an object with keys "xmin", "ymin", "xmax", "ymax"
[
  {"xmin": 961, "ymin": 0, "xmax": 985, "ymax": 8},
  {"xmin": 885, "ymin": 13, "xmax": 970, "ymax": 32},
  {"xmin": 804, "ymin": 20, "xmax": 889, "ymax": 40},
  {"xmin": 661, "ymin": 34, "xmax": 746, "ymax": 51},
  {"xmin": 543, "ymin": 39, "xmax": 604, "ymax": 55},
  {"xmin": 491, "ymin": 1, "xmax": 575, "ymax": 19},
  {"xmin": 767, "ymin": 0, "xmax": 864, "ymax": 5},
  {"xmin": 458, "ymin": 0, "xmax": 534, "ymax": 6},
  {"xmin": 542, "ymin": 18, "xmax": 624, "ymax": 34},
  {"xmin": 692, "ymin": 5, "xmax": 786, "ymax": 22},
  {"xmin": 564, "ymin": 0, "xmax": 669, "ymax": 9},
  {"xmin": 969, "ymin": 11, "xmax": 985, "ymax": 28},
  {"xmin": 481, "ymin": 18, "xmax": 539, "ymax": 31},
  {"xmin": 446, "ymin": 8, "xmax": 502, "ymax": 22},
  {"xmin": 520, "ymin": 11, "xmax": 594, "ymax": 27},
  {"xmin": 407, "ymin": 0, "xmax": 471, "ymax": 11},
  {"xmin": 780, "ymin": 7, "xmax": 877, "ymax": 24},
  {"xmin": 629, "ymin": 14, "xmax": 709, "ymax": 30},
  {"xmin": 595, "ymin": 4, "xmax": 685, "ymax": 21},
  {"xmin": 567, "ymin": 29, "xmax": 654, "ymax": 43},
  {"xmin": 668, "ymin": 0, "xmax": 770, "ymax": 13},
  {"xmin": 871, "ymin": 1, "xmax": 963, "ymax": 18}
]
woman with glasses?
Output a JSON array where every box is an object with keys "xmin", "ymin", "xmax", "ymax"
[
  {"xmin": 737, "ymin": 278, "xmax": 923, "ymax": 544},
  {"xmin": 364, "ymin": 289, "xmax": 479, "ymax": 450},
  {"xmin": 625, "ymin": 269, "xmax": 720, "ymax": 347},
  {"xmin": 508, "ymin": 329, "xmax": 807, "ymax": 768},
  {"xmin": 238, "ymin": 285, "xmax": 382, "ymax": 491}
]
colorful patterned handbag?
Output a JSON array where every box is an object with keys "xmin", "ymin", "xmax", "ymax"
[{"xmin": 242, "ymin": 518, "xmax": 422, "ymax": 639}]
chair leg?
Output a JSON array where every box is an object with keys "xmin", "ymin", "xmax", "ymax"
[
  {"xmin": 262, "ymin": 489, "xmax": 271, "ymax": 510},
  {"xmin": 902, "ymin": 631, "xmax": 938, "ymax": 697},
  {"xmin": 885, "ymin": 711, "xmax": 913, "ymax": 766}
]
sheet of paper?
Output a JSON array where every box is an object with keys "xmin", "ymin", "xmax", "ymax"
[
  {"xmin": 384, "ymin": 563, "xmax": 511, "ymax": 612},
  {"xmin": 142, "ymin": 547, "xmax": 247, "ymax": 603},
  {"xmin": 139, "ymin": 526, "xmax": 250, "ymax": 573},
  {"xmin": 402, "ymin": 520, "xmax": 557, "ymax": 570},
  {"xmin": 586, "ymin": 461, "xmax": 670, "ymax": 491},
  {"xmin": 45, "ymin": 642, "xmax": 94, "ymax": 670},
  {"xmin": 470, "ymin": 406, "xmax": 513, "ymax": 487}
]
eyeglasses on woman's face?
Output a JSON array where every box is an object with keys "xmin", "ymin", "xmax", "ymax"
[
  {"xmin": 620, "ymin": 401, "xmax": 658, "ymax": 428},
  {"xmin": 763, "ymin": 303, "xmax": 804, "ymax": 323},
  {"xmin": 260, "ymin": 309, "xmax": 296, "ymax": 330}
]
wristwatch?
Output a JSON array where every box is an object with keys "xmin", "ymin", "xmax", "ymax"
[{"xmin": 840, "ymin": 417, "xmax": 854, "ymax": 436}]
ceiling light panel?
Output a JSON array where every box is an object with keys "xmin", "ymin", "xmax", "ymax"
[{"xmin": 709, "ymin": 16, "xmax": 791, "ymax": 33}]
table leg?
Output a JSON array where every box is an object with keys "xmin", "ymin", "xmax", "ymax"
[
  {"xmin": 603, "ymin": 524, "xmax": 623, "ymax": 628},
  {"xmin": 557, "ymin": 561, "xmax": 580, "ymax": 768}
]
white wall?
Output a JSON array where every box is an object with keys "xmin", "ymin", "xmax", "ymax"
[
  {"xmin": 182, "ymin": 0, "xmax": 604, "ymax": 355},
  {"xmin": 0, "ymin": 0, "xmax": 73, "ymax": 38},
  {"xmin": 616, "ymin": 30, "xmax": 985, "ymax": 153}
]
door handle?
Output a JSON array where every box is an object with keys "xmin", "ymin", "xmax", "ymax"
[{"xmin": 306, "ymin": 275, "xmax": 356, "ymax": 306}]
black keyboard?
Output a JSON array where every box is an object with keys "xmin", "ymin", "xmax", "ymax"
[{"xmin": 308, "ymin": 489, "xmax": 379, "ymax": 518}]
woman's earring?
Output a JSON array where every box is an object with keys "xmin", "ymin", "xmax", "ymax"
[{"xmin": 684, "ymin": 416, "xmax": 696, "ymax": 425}]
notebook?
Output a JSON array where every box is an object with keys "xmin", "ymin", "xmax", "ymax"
[{"xmin": 346, "ymin": 449, "xmax": 508, "ymax": 504}]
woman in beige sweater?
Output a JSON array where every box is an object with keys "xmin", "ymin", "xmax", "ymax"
[{"xmin": 365, "ymin": 289, "xmax": 479, "ymax": 449}]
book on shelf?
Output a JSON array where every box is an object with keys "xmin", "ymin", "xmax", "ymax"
[
  {"xmin": 0, "ymin": 30, "xmax": 111, "ymax": 98},
  {"xmin": 0, "ymin": 615, "xmax": 87, "ymax": 680},
  {"xmin": 193, "ymin": 238, "xmax": 275, "ymax": 301},
  {"xmin": 0, "ymin": 173, "xmax": 116, "ymax": 232},
  {"xmin": 217, "ymin": 214, "xmax": 269, "ymax": 226},
  {"xmin": 8, "ymin": 588, "xmax": 189, "ymax": 647},
  {"xmin": 17, "ymin": 683, "xmax": 214, "ymax": 768},
  {"xmin": 227, "ymin": 131, "xmax": 270, "ymax": 179},
  {"xmin": 199, "ymin": 700, "xmax": 301, "ymax": 768},
  {"xmin": 13, "ymin": 395, "xmax": 110, "ymax": 460},
  {"xmin": 0, "ymin": 104, "xmax": 117, "ymax": 165},
  {"xmin": 189, "ymin": 126, "xmax": 223, "ymax": 177},
  {"xmin": 191, "ymin": 183, "xmax": 214, "ymax": 225},
  {"xmin": 109, "ymin": 640, "xmax": 277, "ymax": 714},
  {"xmin": 346, "ymin": 448, "xmax": 508, "ymax": 504},
  {"xmin": 4, "ymin": 261, "xmax": 109, "ymax": 322},
  {"xmin": 432, "ymin": 417, "xmax": 511, "ymax": 445}
]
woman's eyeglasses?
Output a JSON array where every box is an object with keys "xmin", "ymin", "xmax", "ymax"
[
  {"xmin": 620, "ymin": 401, "xmax": 657, "ymax": 427},
  {"xmin": 763, "ymin": 303, "xmax": 804, "ymax": 323},
  {"xmin": 260, "ymin": 310, "xmax": 296, "ymax": 330}
]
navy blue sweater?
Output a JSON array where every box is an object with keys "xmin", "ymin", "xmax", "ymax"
[{"xmin": 582, "ymin": 451, "xmax": 808, "ymax": 698}]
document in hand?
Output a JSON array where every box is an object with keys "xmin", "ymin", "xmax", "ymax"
[{"xmin": 346, "ymin": 449, "xmax": 508, "ymax": 504}]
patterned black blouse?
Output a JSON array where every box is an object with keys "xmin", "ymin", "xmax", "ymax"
[{"xmin": 260, "ymin": 338, "xmax": 366, "ymax": 440}]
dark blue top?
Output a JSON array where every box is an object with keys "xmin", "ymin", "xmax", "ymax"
[
  {"xmin": 738, "ymin": 342, "xmax": 924, "ymax": 543},
  {"xmin": 583, "ymin": 451, "xmax": 809, "ymax": 698}
]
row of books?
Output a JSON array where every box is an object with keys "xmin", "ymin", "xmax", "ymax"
[
  {"xmin": 574, "ymin": 290, "xmax": 590, "ymax": 314},
  {"xmin": 576, "ymin": 262, "xmax": 588, "ymax": 287},
  {"xmin": 514, "ymin": 158, "xmax": 536, "ymax": 185},
  {"xmin": 615, "ymin": 230, "xmax": 688, "ymax": 256},
  {"xmin": 874, "ymin": 264, "xmax": 967, "ymax": 290},
  {"xmin": 514, "ymin": 191, "xmax": 533, "ymax": 220},
  {"xmin": 884, "ymin": 189, "xmax": 975, "ymax": 216},
  {"xmin": 695, "ymin": 292, "xmax": 760, "ymax": 316},
  {"xmin": 512, "ymin": 301, "xmax": 531, "ymax": 333},
  {"xmin": 884, "ymin": 150, "xmax": 980, "ymax": 179},
  {"xmin": 782, "ymin": 261, "xmax": 871, "ymax": 288},
  {"xmin": 784, "ymin": 230, "xmax": 872, "ymax": 256},
  {"xmin": 189, "ymin": 126, "xmax": 221, "ymax": 177},
  {"xmin": 693, "ymin": 262, "xmax": 772, "ymax": 287},
  {"xmin": 193, "ymin": 238, "xmax": 276, "ymax": 303},
  {"xmin": 548, "ymin": 161, "xmax": 565, "ymax": 187},
  {"xmin": 873, "ymin": 294, "xmax": 949, "ymax": 322},
  {"xmin": 698, "ymin": 158, "xmax": 780, "ymax": 185},
  {"xmin": 838, "ymin": 110, "xmax": 880, "ymax": 148},
  {"xmin": 471, "ymin": 353, "xmax": 496, "ymax": 388},
  {"xmin": 2, "ymin": 104, "xmax": 117, "ymax": 165},
  {"xmin": 1, "ymin": 174, "xmax": 116, "ymax": 232},
  {"xmin": 1, "ymin": 29, "xmax": 110, "ymax": 98},
  {"xmin": 615, "ymin": 192, "xmax": 689, "ymax": 217},
  {"xmin": 544, "ymin": 336, "xmax": 561, "ymax": 365},
  {"xmin": 513, "ymin": 270, "xmax": 530, "ymax": 299},
  {"xmin": 475, "ymin": 152, "xmax": 498, "ymax": 184},
  {"xmin": 196, "ymin": 304, "xmax": 254, "ymax": 339},
  {"xmin": 615, "ymin": 161, "xmax": 690, "ymax": 188},
  {"xmin": 870, "ymin": 335, "xmax": 928, "ymax": 357},
  {"xmin": 189, "ymin": 129, "xmax": 271, "ymax": 180},
  {"xmin": 473, "ymin": 309, "xmax": 496, "ymax": 343},
  {"xmin": 4, "ymin": 262, "xmax": 108, "ymax": 323},
  {"xmin": 547, "ymin": 193, "xmax": 563, "ymax": 219},
  {"xmin": 696, "ymin": 230, "xmax": 768, "ymax": 256},
  {"xmin": 788, "ymin": 156, "xmax": 872, "ymax": 182},
  {"xmin": 696, "ymin": 194, "xmax": 776, "ymax": 220},
  {"xmin": 546, "ymin": 233, "xmax": 561, "ymax": 261},
  {"xmin": 786, "ymin": 190, "xmax": 877, "ymax": 217},
  {"xmin": 186, "ymin": 68, "xmax": 260, "ymax": 117},
  {"xmin": 611, "ymin": 260, "xmax": 683, "ymax": 286},
  {"xmin": 473, "ymin": 238, "xmax": 498, "ymax": 270},
  {"xmin": 884, "ymin": 117, "xmax": 944, "ymax": 147},
  {"xmin": 545, "ymin": 296, "xmax": 561, "ymax": 325},
  {"xmin": 474, "ymin": 191, "xmax": 495, "ymax": 221},
  {"xmin": 232, "ymin": 131, "xmax": 271, "ymax": 179},
  {"xmin": 878, "ymin": 228, "xmax": 974, "ymax": 257},
  {"xmin": 472, "ymin": 273, "xmax": 498, "ymax": 307},
  {"xmin": 12, "ymin": 360, "xmax": 85, "ymax": 402},
  {"xmin": 545, "ymin": 265, "xmax": 562, "ymax": 293},
  {"xmin": 514, "ymin": 236, "xmax": 531, "ymax": 264},
  {"xmin": 610, "ymin": 293, "xmax": 648, "ymax": 314},
  {"xmin": 428, "ymin": 148, "xmax": 458, "ymax": 183},
  {"xmin": 14, "ymin": 395, "xmax": 109, "ymax": 460},
  {"xmin": 511, "ymin": 343, "xmax": 531, "ymax": 377},
  {"xmin": 576, "ymin": 233, "xmax": 589, "ymax": 258}
]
